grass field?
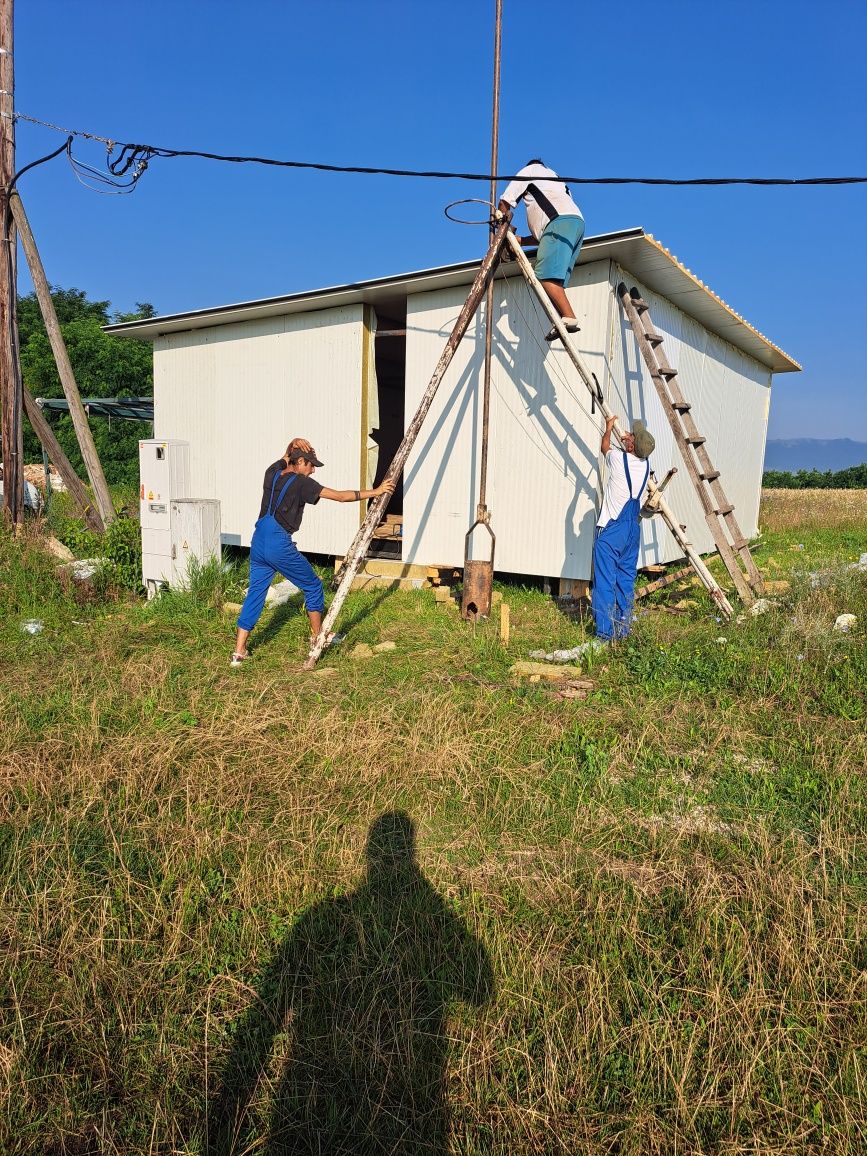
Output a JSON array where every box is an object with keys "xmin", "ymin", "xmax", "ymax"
[{"xmin": 1, "ymin": 489, "xmax": 865, "ymax": 1154}]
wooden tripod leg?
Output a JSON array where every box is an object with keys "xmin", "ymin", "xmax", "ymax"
[{"xmin": 303, "ymin": 216, "xmax": 513, "ymax": 670}]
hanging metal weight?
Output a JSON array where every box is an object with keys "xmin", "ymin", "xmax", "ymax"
[{"xmin": 461, "ymin": 509, "xmax": 496, "ymax": 620}]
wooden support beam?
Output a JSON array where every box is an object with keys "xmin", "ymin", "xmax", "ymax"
[
  {"xmin": 10, "ymin": 192, "xmax": 115, "ymax": 526},
  {"xmin": 635, "ymin": 565, "xmax": 694, "ymax": 600},
  {"xmin": 22, "ymin": 388, "xmax": 103, "ymax": 531}
]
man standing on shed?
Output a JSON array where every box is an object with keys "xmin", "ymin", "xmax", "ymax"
[
  {"xmin": 498, "ymin": 159, "xmax": 585, "ymax": 342},
  {"xmin": 592, "ymin": 415, "xmax": 655, "ymax": 641}
]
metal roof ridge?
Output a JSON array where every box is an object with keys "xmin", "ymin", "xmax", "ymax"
[
  {"xmin": 103, "ymin": 227, "xmax": 651, "ymax": 335},
  {"xmin": 643, "ymin": 233, "xmax": 801, "ymax": 371}
]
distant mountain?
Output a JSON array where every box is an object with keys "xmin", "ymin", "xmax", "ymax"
[{"xmin": 763, "ymin": 438, "xmax": 867, "ymax": 473}]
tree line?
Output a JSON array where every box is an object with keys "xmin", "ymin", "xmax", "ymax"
[
  {"xmin": 19, "ymin": 286, "xmax": 154, "ymax": 488},
  {"xmin": 762, "ymin": 464, "xmax": 867, "ymax": 489}
]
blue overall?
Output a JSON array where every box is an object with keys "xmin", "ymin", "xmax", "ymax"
[
  {"xmin": 592, "ymin": 452, "xmax": 649, "ymax": 641},
  {"xmin": 236, "ymin": 471, "xmax": 325, "ymax": 632}
]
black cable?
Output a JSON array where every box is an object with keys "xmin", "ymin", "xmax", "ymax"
[
  {"xmin": 9, "ymin": 136, "xmax": 72, "ymax": 195},
  {"xmin": 13, "ymin": 113, "xmax": 867, "ymax": 185}
]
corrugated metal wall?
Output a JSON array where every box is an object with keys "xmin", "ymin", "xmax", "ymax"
[
  {"xmin": 607, "ymin": 266, "xmax": 771, "ymax": 566},
  {"xmin": 402, "ymin": 260, "xmax": 615, "ymax": 578},
  {"xmin": 150, "ymin": 264, "xmax": 771, "ymax": 579},
  {"xmin": 153, "ymin": 305, "xmax": 365, "ymax": 552}
]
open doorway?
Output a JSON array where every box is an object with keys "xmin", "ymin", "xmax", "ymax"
[{"xmin": 370, "ymin": 301, "xmax": 407, "ymax": 517}]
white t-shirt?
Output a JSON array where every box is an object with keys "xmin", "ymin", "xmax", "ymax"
[
  {"xmin": 500, "ymin": 163, "xmax": 583, "ymax": 242},
  {"xmin": 597, "ymin": 450, "xmax": 650, "ymax": 528}
]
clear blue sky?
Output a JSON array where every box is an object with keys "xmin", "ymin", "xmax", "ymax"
[{"xmin": 14, "ymin": 0, "xmax": 867, "ymax": 440}]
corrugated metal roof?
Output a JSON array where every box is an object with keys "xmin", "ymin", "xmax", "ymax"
[{"xmin": 105, "ymin": 227, "xmax": 799, "ymax": 373}]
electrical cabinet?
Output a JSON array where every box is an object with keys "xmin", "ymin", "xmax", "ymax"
[
  {"xmin": 139, "ymin": 440, "xmax": 219, "ymax": 595},
  {"xmin": 169, "ymin": 499, "xmax": 221, "ymax": 586}
]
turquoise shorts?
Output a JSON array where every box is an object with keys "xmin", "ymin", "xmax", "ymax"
[{"xmin": 535, "ymin": 214, "xmax": 585, "ymax": 283}]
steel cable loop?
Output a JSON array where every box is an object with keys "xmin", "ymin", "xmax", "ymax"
[{"xmin": 444, "ymin": 198, "xmax": 496, "ymax": 225}]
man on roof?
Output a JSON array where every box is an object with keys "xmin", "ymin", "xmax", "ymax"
[{"xmin": 498, "ymin": 159, "xmax": 585, "ymax": 343}]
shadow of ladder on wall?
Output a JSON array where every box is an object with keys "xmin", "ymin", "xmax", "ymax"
[{"xmin": 617, "ymin": 283, "xmax": 764, "ymax": 607}]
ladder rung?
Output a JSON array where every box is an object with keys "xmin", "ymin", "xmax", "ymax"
[
  {"xmin": 700, "ymin": 471, "xmax": 720, "ymax": 482},
  {"xmin": 715, "ymin": 504, "xmax": 735, "ymax": 515},
  {"xmin": 672, "ymin": 400, "xmax": 691, "ymax": 412},
  {"xmin": 731, "ymin": 538, "xmax": 749, "ymax": 551},
  {"xmin": 659, "ymin": 367, "xmax": 678, "ymax": 379},
  {"xmin": 645, "ymin": 331, "xmax": 664, "ymax": 346},
  {"xmin": 686, "ymin": 436, "xmax": 706, "ymax": 446},
  {"xmin": 631, "ymin": 296, "xmax": 649, "ymax": 313}
]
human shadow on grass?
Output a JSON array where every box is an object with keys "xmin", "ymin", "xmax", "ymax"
[
  {"xmin": 206, "ymin": 812, "xmax": 494, "ymax": 1155},
  {"xmin": 246, "ymin": 587, "xmax": 395, "ymax": 658}
]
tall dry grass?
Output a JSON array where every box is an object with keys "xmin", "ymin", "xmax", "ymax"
[
  {"xmin": 760, "ymin": 487, "xmax": 867, "ymax": 533},
  {"xmin": 1, "ymin": 498, "xmax": 865, "ymax": 1153}
]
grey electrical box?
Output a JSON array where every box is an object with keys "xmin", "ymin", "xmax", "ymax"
[{"xmin": 169, "ymin": 499, "xmax": 221, "ymax": 587}]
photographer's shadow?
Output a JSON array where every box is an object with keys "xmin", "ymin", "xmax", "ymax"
[{"xmin": 207, "ymin": 812, "xmax": 494, "ymax": 1155}]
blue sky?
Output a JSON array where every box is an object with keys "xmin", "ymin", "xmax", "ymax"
[{"xmin": 14, "ymin": 0, "xmax": 867, "ymax": 439}]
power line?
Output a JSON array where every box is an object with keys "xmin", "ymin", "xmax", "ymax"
[{"xmin": 12, "ymin": 112, "xmax": 867, "ymax": 186}]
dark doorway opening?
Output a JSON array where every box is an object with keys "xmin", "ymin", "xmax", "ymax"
[{"xmin": 371, "ymin": 303, "xmax": 406, "ymax": 514}]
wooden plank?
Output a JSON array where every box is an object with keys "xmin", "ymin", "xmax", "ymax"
[
  {"xmin": 635, "ymin": 565, "xmax": 694, "ymax": 599},
  {"xmin": 335, "ymin": 556, "xmax": 442, "ymax": 582},
  {"xmin": 557, "ymin": 577, "xmax": 590, "ymax": 600}
]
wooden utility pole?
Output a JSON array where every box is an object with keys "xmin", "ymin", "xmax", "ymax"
[
  {"xmin": 12, "ymin": 193, "xmax": 113, "ymax": 528},
  {"xmin": 0, "ymin": 0, "xmax": 22, "ymax": 524}
]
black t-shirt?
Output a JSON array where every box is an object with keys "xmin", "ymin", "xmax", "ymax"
[{"xmin": 258, "ymin": 461, "xmax": 323, "ymax": 534}]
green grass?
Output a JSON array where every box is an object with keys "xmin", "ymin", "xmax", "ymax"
[{"xmin": 1, "ymin": 490, "xmax": 865, "ymax": 1153}]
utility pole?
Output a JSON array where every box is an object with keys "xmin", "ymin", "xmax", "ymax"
[{"xmin": 0, "ymin": 0, "xmax": 22, "ymax": 524}]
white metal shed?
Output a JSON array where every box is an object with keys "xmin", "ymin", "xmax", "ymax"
[{"xmin": 107, "ymin": 227, "xmax": 799, "ymax": 583}]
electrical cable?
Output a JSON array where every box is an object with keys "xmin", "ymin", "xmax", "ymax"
[{"xmin": 13, "ymin": 112, "xmax": 867, "ymax": 186}]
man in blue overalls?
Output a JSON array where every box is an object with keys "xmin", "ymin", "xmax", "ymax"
[
  {"xmin": 592, "ymin": 415, "xmax": 656, "ymax": 641},
  {"xmin": 232, "ymin": 443, "xmax": 394, "ymax": 666}
]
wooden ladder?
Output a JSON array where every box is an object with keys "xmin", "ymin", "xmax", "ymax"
[
  {"xmin": 502, "ymin": 230, "xmax": 734, "ymax": 619},
  {"xmin": 617, "ymin": 283, "xmax": 764, "ymax": 606}
]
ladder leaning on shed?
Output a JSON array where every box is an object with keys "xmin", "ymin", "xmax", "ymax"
[
  {"xmin": 616, "ymin": 284, "xmax": 764, "ymax": 606},
  {"xmin": 502, "ymin": 229, "xmax": 735, "ymax": 620}
]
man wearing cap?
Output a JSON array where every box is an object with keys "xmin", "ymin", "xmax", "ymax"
[
  {"xmin": 498, "ymin": 158, "xmax": 585, "ymax": 343},
  {"xmin": 232, "ymin": 441, "xmax": 394, "ymax": 666},
  {"xmin": 592, "ymin": 415, "xmax": 656, "ymax": 641}
]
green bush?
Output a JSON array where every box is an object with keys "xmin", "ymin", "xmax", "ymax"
[{"xmin": 56, "ymin": 510, "xmax": 143, "ymax": 593}]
